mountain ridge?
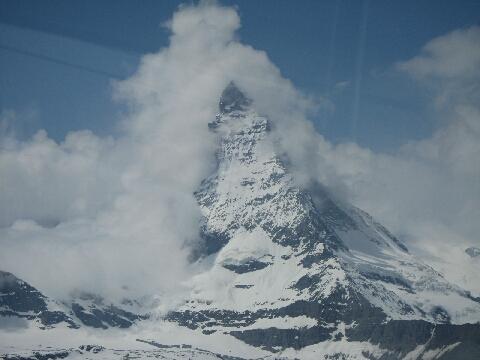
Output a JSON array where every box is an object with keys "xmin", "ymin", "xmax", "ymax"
[{"xmin": 1, "ymin": 82, "xmax": 479, "ymax": 359}]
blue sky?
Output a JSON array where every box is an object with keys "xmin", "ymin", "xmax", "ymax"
[{"xmin": 1, "ymin": 0, "xmax": 479, "ymax": 151}]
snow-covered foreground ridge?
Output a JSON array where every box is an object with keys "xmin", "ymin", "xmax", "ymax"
[{"xmin": 1, "ymin": 83, "xmax": 480, "ymax": 359}]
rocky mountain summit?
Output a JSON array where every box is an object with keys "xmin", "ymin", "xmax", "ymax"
[
  {"xmin": 1, "ymin": 83, "xmax": 479, "ymax": 359},
  {"xmin": 466, "ymin": 247, "xmax": 480, "ymax": 258}
]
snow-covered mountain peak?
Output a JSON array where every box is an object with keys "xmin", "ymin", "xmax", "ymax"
[
  {"xmin": 198, "ymin": 83, "xmax": 344, "ymax": 257},
  {"xmin": 171, "ymin": 84, "xmax": 480, "ymax": 347},
  {"xmin": 218, "ymin": 81, "xmax": 252, "ymax": 114}
]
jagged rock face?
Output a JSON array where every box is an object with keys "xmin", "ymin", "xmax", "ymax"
[
  {"xmin": 197, "ymin": 83, "xmax": 342, "ymax": 254},
  {"xmin": 68, "ymin": 292, "xmax": 147, "ymax": 329},
  {"xmin": 168, "ymin": 83, "xmax": 480, "ymax": 357}
]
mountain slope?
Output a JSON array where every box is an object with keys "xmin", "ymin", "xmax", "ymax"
[
  {"xmin": 0, "ymin": 270, "xmax": 147, "ymax": 331},
  {"xmin": 0, "ymin": 270, "xmax": 78, "ymax": 329}
]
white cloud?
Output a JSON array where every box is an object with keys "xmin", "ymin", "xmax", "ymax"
[
  {"xmin": 397, "ymin": 26, "xmax": 480, "ymax": 80},
  {"xmin": 0, "ymin": 129, "xmax": 122, "ymax": 228},
  {"xmin": 0, "ymin": 1, "xmax": 319, "ymax": 304},
  {"xmin": 0, "ymin": 2, "xmax": 478, "ymax": 304},
  {"xmin": 309, "ymin": 25, "xmax": 480, "ymax": 294},
  {"xmin": 397, "ymin": 26, "xmax": 480, "ymax": 111}
]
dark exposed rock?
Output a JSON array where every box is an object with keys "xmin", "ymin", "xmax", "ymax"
[
  {"xmin": 466, "ymin": 246, "xmax": 480, "ymax": 258},
  {"xmin": 230, "ymin": 326, "xmax": 332, "ymax": 351},
  {"xmin": 78, "ymin": 344, "xmax": 105, "ymax": 353},
  {"xmin": 272, "ymin": 291, "xmax": 387, "ymax": 325},
  {"xmin": 347, "ymin": 320, "xmax": 480, "ymax": 359},
  {"xmin": 200, "ymin": 229, "xmax": 232, "ymax": 255},
  {"xmin": 223, "ymin": 259, "xmax": 271, "ymax": 274},
  {"xmin": 234, "ymin": 284, "xmax": 253, "ymax": 289},
  {"xmin": 347, "ymin": 320, "xmax": 434, "ymax": 353},
  {"xmin": 71, "ymin": 301, "xmax": 145, "ymax": 329},
  {"xmin": 2, "ymin": 351, "xmax": 70, "ymax": 360},
  {"xmin": 360, "ymin": 271, "xmax": 412, "ymax": 290},
  {"xmin": 219, "ymin": 82, "xmax": 252, "ymax": 114}
]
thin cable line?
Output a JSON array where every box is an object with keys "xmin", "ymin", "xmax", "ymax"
[{"xmin": 0, "ymin": 43, "xmax": 124, "ymax": 79}]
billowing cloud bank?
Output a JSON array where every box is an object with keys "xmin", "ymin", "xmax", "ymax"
[
  {"xmin": 315, "ymin": 26, "xmax": 480, "ymax": 293},
  {"xmin": 0, "ymin": 1, "xmax": 318, "ymax": 302},
  {"xmin": 0, "ymin": 2, "xmax": 479, "ymax": 302}
]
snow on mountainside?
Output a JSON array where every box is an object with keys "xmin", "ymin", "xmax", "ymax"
[
  {"xmin": 172, "ymin": 82, "xmax": 480, "ymax": 321},
  {"xmin": 1, "ymin": 83, "xmax": 480, "ymax": 359},
  {"xmin": 168, "ymin": 82, "xmax": 480, "ymax": 357}
]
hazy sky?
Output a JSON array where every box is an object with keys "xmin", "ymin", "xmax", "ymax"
[{"xmin": 1, "ymin": 0, "xmax": 479, "ymax": 150}]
